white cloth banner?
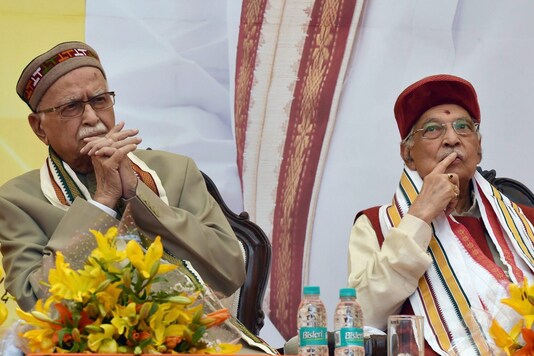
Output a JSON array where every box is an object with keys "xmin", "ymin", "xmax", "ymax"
[{"xmin": 4, "ymin": 0, "xmax": 534, "ymax": 349}]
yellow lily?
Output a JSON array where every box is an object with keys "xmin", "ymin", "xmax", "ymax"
[
  {"xmin": 16, "ymin": 300, "xmax": 57, "ymax": 352},
  {"xmin": 0, "ymin": 303, "xmax": 7, "ymax": 325},
  {"xmin": 214, "ymin": 343, "xmax": 243, "ymax": 354},
  {"xmin": 489, "ymin": 318, "xmax": 523, "ymax": 355},
  {"xmin": 87, "ymin": 323, "xmax": 119, "ymax": 353},
  {"xmin": 89, "ymin": 227, "xmax": 127, "ymax": 266},
  {"xmin": 111, "ymin": 302, "xmax": 139, "ymax": 335},
  {"xmin": 16, "ymin": 299, "xmax": 54, "ymax": 329},
  {"xmin": 48, "ymin": 252, "xmax": 103, "ymax": 303},
  {"xmin": 198, "ymin": 342, "xmax": 243, "ymax": 354},
  {"xmin": 149, "ymin": 302, "xmax": 194, "ymax": 344},
  {"xmin": 94, "ymin": 282, "xmax": 123, "ymax": 313},
  {"xmin": 126, "ymin": 236, "xmax": 176, "ymax": 279},
  {"xmin": 501, "ymin": 278, "xmax": 534, "ymax": 328}
]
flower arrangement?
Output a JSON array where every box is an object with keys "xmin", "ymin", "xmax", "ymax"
[
  {"xmin": 16, "ymin": 227, "xmax": 242, "ymax": 355},
  {"xmin": 489, "ymin": 278, "xmax": 534, "ymax": 355}
]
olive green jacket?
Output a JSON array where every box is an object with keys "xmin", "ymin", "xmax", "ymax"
[{"xmin": 0, "ymin": 149, "xmax": 245, "ymax": 310}]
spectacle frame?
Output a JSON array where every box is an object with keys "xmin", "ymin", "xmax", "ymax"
[
  {"xmin": 36, "ymin": 91, "xmax": 116, "ymax": 119},
  {"xmin": 403, "ymin": 117, "xmax": 480, "ymax": 143}
]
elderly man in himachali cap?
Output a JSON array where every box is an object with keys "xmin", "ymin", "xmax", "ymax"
[
  {"xmin": 0, "ymin": 41, "xmax": 246, "ymax": 313},
  {"xmin": 348, "ymin": 74, "xmax": 534, "ymax": 355}
]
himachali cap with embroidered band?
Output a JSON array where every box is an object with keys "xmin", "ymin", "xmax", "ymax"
[
  {"xmin": 16, "ymin": 41, "xmax": 106, "ymax": 112},
  {"xmin": 394, "ymin": 74, "xmax": 481, "ymax": 139}
]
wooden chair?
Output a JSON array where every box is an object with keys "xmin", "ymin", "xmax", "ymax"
[{"xmin": 201, "ymin": 172, "xmax": 271, "ymax": 336}]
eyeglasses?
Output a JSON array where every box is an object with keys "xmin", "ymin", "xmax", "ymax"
[
  {"xmin": 403, "ymin": 117, "xmax": 480, "ymax": 143},
  {"xmin": 37, "ymin": 91, "xmax": 116, "ymax": 119}
]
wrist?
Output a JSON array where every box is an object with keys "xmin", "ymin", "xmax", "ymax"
[
  {"xmin": 93, "ymin": 194, "xmax": 118, "ymax": 209},
  {"xmin": 407, "ymin": 204, "xmax": 433, "ymax": 225},
  {"xmin": 123, "ymin": 179, "xmax": 138, "ymax": 200}
]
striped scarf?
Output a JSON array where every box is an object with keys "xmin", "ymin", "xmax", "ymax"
[
  {"xmin": 380, "ymin": 167, "xmax": 534, "ymax": 355},
  {"xmin": 40, "ymin": 147, "xmax": 168, "ymax": 210}
]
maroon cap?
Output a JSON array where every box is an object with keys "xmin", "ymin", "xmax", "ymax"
[
  {"xmin": 16, "ymin": 41, "xmax": 105, "ymax": 112},
  {"xmin": 394, "ymin": 74, "xmax": 480, "ymax": 139}
]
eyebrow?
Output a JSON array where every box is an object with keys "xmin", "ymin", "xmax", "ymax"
[
  {"xmin": 421, "ymin": 116, "xmax": 472, "ymax": 125},
  {"xmin": 55, "ymin": 90, "xmax": 107, "ymax": 106}
]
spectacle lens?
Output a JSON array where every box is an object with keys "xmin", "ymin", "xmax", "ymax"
[
  {"xmin": 60, "ymin": 92, "xmax": 115, "ymax": 118},
  {"xmin": 419, "ymin": 118, "xmax": 478, "ymax": 140},
  {"xmin": 37, "ymin": 91, "xmax": 116, "ymax": 119}
]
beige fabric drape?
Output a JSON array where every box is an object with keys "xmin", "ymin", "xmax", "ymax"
[{"xmin": 235, "ymin": 0, "xmax": 366, "ymax": 339}]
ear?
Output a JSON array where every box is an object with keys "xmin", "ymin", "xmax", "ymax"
[
  {"xmin": 400, "ymin": 143, "xmax": 415, "ymax": 169},
  {"xmin": 28, "ymin": 113, "xmax": 49, "ymax": 145},
  {"xmin": 476, "ymin": 136, "xmax": 482, "ymax": 164}
]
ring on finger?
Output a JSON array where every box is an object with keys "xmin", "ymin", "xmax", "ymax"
[{"xmin": 448, "ymin": 173, "xmax": 453, "ymax": 181}]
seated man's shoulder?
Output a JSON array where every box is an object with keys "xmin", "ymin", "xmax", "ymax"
[
  {"xmin": 132, "ymin": 149, "xmax": 200, "ymax": 184},
  {"xmin": 134, "ymin": 148, "xmax": 193, "ymax": 166},
  {"xmin": 0, "ymin": 169, "xmax": 41, "ymax": 198},
  {"xmin": 355, "ymin": 205, "xmax": 381, "ymax": 223}
]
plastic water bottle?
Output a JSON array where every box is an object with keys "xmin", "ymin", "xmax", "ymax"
[
  {"xmin": 297, "ymin": 285, "xmax": 328, "ymax": 356},
  {"xmin": 334, "ymin": 288, "xmax": 364, "ymax": 356}
]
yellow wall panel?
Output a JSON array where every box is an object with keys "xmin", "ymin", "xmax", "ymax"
[
  {"xmin": 0, "ymin": 0, "xmax": 86, "ymax": 329},
  {"xmin": 0, "ymin": 0, "xmax": 86, "ymax": 185}
]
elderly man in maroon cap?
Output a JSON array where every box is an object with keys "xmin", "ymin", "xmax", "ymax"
[
  {"xmin": 348, "ymin": 74, "xmax": 534, "ymax": 355},
  {"xmin": 0, "ymin": 41, "xmax": 246, "ymax": 313}
]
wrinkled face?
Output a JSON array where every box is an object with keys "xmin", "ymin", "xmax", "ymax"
[
  {"xmin": 401, "ymin": 104, "xmax": 482, "ymax": 183},
  {"xmin": 29, "ymin": 67, "xmax": 114, "ymax": 172}
]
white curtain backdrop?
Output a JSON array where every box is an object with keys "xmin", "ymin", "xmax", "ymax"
[
  {"xmin": 85, "ymin": 0, "xmax": 243, "ymax": 211},
  {"xmin": 80, "ymin": 0, "xmax": 534, "ymax": 348}
]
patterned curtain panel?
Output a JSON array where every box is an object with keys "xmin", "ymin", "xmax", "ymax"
[{"xmin": 235, "ymin": 0, "xmax": 366, "ymax": 339}]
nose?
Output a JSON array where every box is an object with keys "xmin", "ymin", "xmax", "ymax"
[
  {"xmin": 442, "ymin": 123, "xmax": 460, "ymax": 146},
  {"xmin": 80, "ymin": 102, "xmax": 100, "ymax": 125}
]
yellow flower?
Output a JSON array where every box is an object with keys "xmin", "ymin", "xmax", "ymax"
[
  {"xmin": 489, "ymin": 318, "xmax": 523, "ymax": 355},
  {"xmin": 87, "ymin": 323, "xmax": 119, "ymax": 353},
  {"xmin": 126, "ymin": 236, "xmax": 176, "ymax": 279},
  {"xmin": 111, "ymin": 302, "xmax": 139, "ymax": 335},
  {"xmin": 200, "ymin": 342, "xmax": 243, "ymax": 354},
  {"xmin": 149, "ymin": 301, "xmax": 194, "ymax": 344},
  {"xmin": 16, "ymin": 299, "xmax": 53, "ymax": 328},
  {"xmin": 47, "ymin": 252, "xmax": 103, "ymax": 303},
  {"xmin": 94, "ymin": 283, "xmax": 123, "ymax": 313},
  {"xmin": 16, "ymin": 299, "xmax": 57, "ymax": 352},
  {"xmin": 501, "ymin": 278, "xmax": 534, "ymax": 328},
  {"xmin": 90, "ymin": 227, "xmax": 127, "ymax": 267},
  {"xmin": 0, "ymin": 303, "xmax": 7, "ymax": 325}
]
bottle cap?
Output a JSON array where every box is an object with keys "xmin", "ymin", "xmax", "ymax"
[
  {"xmin": 339, "ymin": 287, "xmax": 356, "ymax": 298},
  {"xmin": 303, "ymin": 286, "xmax": 320, "ymax": 295}
]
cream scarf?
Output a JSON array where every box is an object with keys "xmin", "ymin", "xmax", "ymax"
[
  {"xmin": 380, "ymin": 167, "xmax": 534, "ymax": 355},
  {"xmin": 40, "ymin": 147, "xmax": 168, "ymax": 210}
]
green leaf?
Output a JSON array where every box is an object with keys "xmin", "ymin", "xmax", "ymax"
[
  {"xmin": 149, "ymin": 301, "xmax": 159, "ymax": 316},
  {"xmin": 177, "ymin": 340, "xmax": 190, "ymax": 352},
  {"xmin": 191, "ymin": 325, "xmax": 206, "ymax": 344},
  {"xmin": 138, "ymin": 336, "xmax": 153, "ymax": 349}
]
